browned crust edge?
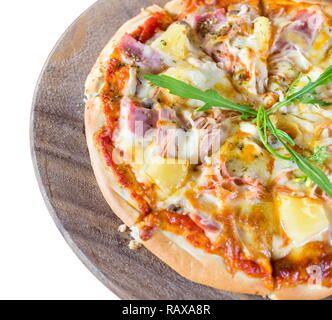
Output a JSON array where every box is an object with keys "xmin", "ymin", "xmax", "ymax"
[
  {"xmin": 270, "ymin": 284, "xmax": 332, "ymax": 300},
  {"xmin": 84, "ymin": 0, "xmax": 332, "ymax": 299}
]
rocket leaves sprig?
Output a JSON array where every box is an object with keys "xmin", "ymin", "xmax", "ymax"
[{"xmin": 144, "ymin": 67, "xmax": 332, "ymax": 197}]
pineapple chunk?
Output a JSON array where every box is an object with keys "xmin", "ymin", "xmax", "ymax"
[
  {"xmin": 277, "ymin": 194, "xmax": 329, "ymax": 246},
  {"xmin": 253, "ymin": 17, "xmax": 271, "ymax": 55},
  {"xmin": 151, "ymin": 23, "xmax": 190, "ymax": 61},
  {"xmin": 144, "ymin": 156, "xmax": 189, "ymax": 195}
]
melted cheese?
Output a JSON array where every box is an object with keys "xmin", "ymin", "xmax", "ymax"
[
  {"xmin": 162, "ymin": 58, "xmax": 236, "ymax": 104},
  {"xmin": 218, "ymin": 134, "xmax": 272, "ymax": 183},
  {"xmin": 122, "ymin": 67, "xmax": 137, "ymax": 97}
]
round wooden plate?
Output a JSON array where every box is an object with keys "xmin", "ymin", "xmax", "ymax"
[{"xmin": 31, "ymin": 0, "xmax": 331, "ymax": 300}]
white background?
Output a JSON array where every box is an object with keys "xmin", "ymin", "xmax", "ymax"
[{"xmin": 0, "ymin": 0, "xmax": 118, "ymax": 300}]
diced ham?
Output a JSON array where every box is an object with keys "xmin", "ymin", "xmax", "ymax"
[
  {"xmin": 194, "ymin": 117, "xmax": 229, "ymax": 161},
  {"xmin": 213, "ymin": 43, "xmax": 237, "ymax": 74},
  {"xmin": 121, "ymin": 97, "xmax": 158, "ymax": 136},
  {"xmin": 155, "ymin": 116, "xmax": 228, "ymax": 162},
  {"xmin": 291, "ymin": 10, "xmax": 324, "ymax": 43},
  {"xmin": 194, "ymin": 9, "xmax": 227, "ymax": 37},
  {"xmin": 271, "ymin": 10, "xmax": 324, "ymax": 55},
  {"xmin": 271, "ymin": 39, "xmax": 295, "ymax": 55},
  {"xmin": 242, "ymin": 176, "xmax": 265, "ymax": 199},
  {"xmin": 118, "ymin": 34, "xmax": 165, "ymax": 74},
  {"xmin": 271, "ymin": 9, "xmax": 324, "ymax": 53},
  {"xmin": 121, "ymin": 99, "xmax": 179, "ymax": 137},
  {"xmin": 217, "ymin": 156, "xmax": 265, "ymax": 200}
]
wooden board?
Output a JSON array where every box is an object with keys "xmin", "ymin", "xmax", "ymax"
[{"xmin": 31, "ymin": 0, "xmax": 331, "ymax": 300}]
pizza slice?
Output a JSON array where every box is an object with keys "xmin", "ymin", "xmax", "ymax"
[
  {"xmin": 175, "ymin": 0, "xmax": 273, "ymax": 106},
  {"xmin": 264, "ymin": 0, "xmax": 332, "ymax": 95}
]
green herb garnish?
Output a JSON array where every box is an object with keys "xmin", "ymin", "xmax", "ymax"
[
  {"xmin": 256, "ymin": 106, "xmax": 292, "ymax": 161},
  {"xmin": 295, "ymin": 176, "xmax": 314, "ymax": 187},
  {"xmin": 283, "ymin": 143, "xmax": 332, "ymax": 197},
  {"xmin": 308, "ymin": 146, "xmax": 330, "ymax": 164},
  {"xmin": 286, "ymin": 73, "xmax": 302, "ymax": 97},
  {"xmin": 269, "ymin": 66, "xmax": 332, "ymax": 113},
  {"xmin": 144, "ymin": 75, "xmax": 257, "ymax": 118},
  {"xmin": 256, "ymin": 107, "xmax": 332, "ymax": 197},
  {"xmin": 144, "ymin": 69, "xmax": 332, "ymax": 198}
]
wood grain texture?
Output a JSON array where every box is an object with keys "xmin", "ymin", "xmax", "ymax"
[{"xmin": 31, "ymin": 0, "xmax": 331, "ymax": 300}]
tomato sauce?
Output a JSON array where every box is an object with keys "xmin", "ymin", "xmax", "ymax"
[
  {"xmin": 131, "ymin": 12, "xmax": 173, "ymax": 43},
  {"xmin": 96, "ymin": 12, "xmax": 174, "ymax": 220},
  {"xmin": 150, "ymin": 210, "xmax": 272, "ymax": 282},
  {"xmin": 97, "ymin": 47, "xmax": 154, "ymax": 218}
]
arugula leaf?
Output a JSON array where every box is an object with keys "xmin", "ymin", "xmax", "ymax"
[
  {"xmin": 144, "ymin": 75, "xmax": 257, "ymax": 118},
  {"xmin": 269, "ymin": 66, "xmax": 332, "ymax": 113},
  {"xmin": 257, "ymin": 107, "xmax": 332, "ymax": 197},
  {"xmin": 145, "ymin": 73, "xmax": 332, "ymax": 198},
  {"xmin": 256, "ymin": 107, "xmax": 293, "ymax": 161},
  {"xmin": 286, "ymin": 72, "xmax": 302, "ymax": 97},
  {"xmin": 308, "ymin": 146, "xmax": 330, "ymax": 164},
  {"xmin": 295, "ymin": 176, "xmax": 314, "ymax": 187},
  {"xmin": 295, "ymin": 176, "xmax": 307, "ymax": 183},
  {"xmin": 297, "ymin": 95, "xmax": 332, "ymax": 107},
  {"xmin": 282, "ymin": 143, "xmax": 332, "ymax": 198},
  {"xmin": 274, "ymin": 129, "xmax": 296, "ymax": 146}
]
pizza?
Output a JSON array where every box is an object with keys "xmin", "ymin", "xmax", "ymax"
[{"xmin": 84, "ymin": 0, "xmax": 332, "ymax": 300}]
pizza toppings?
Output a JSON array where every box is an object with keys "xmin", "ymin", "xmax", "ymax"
[
  {"xmin": 120, "ymin": 97, "xmax": 158, "ymax": 136},
  {"xmin": 192, "ymin": 3, "xmax": 270, "ymax": 96},
  {"xmin": 131, "ymin": 11, "xmax": 173, "ymax": 43},
  {"xmin": 119, "ymin": 34, "xmax": 165, "ymax": 73},
  {"xmin": 291, "ymin": 10, "xmax": 324, "ymax": 44},
  {"xmin": 267, "ymin": 7, "xmax": 330, "ymax": 94},
  {"xmin": 151, "ymin": 22, "xmax": 193, "ymax": 62},
  {"xmin": 194, "ymin": 9, "xmax": 227, "ymax": 37},
  {"xmin": 89, "ymin": 1, "xmax": 332, "ymax": 295}
]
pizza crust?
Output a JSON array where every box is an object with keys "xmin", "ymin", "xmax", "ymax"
[
  {"xmin": 270, "ymin": 285, "xmax": 332, "ymax": 300},
  {"xmin": 85, "ymin": 0, "xmax": 332, "ymax": 299},
  {"xmin": 144, "ymin": 230, "xmax": 271, "ymax": 296}
]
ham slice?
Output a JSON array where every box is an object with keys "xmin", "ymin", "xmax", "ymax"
[
  {"xmin": 272, "ymin": 10, "xmax": 324, "ymax": 53},
  {"xmin": 268, "ymin": 10, "xmax": 323, "ymax": 91},
  {"xmin": 194, "ymin": 9, "xmax": 227, "ymax": 37},
  {"xmin": 118, "ymin": 34, "xmax": 165, "ymax": 74},
  {"xmin": 120, "ymin": 98, "xmax": 179, "ymax": 137},
  {"xmin": 120, "ymin": 97, "xmax": 158, "ymax": 137},
  {"xmin": 291, "ymin": 10, "xmax": 324, "ymax": 44}
]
